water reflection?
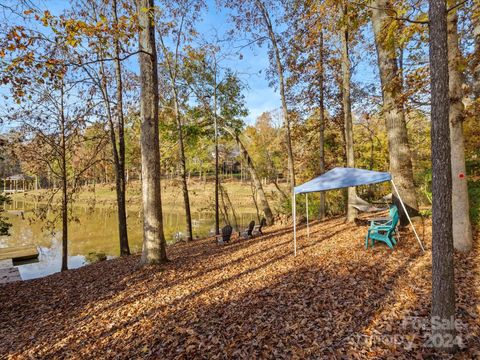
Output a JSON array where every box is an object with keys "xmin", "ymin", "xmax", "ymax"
[
  {"xmin": 17, "ymin": 238, "xmax": 89, "ymax": 280},
  {"xmin": 1, "ymin": 199, "xmax": 257, "ymax": 279}
]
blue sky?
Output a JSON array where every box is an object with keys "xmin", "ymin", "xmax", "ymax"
[
  {"xmin": 1, "ymin": 0, "xmax": 379, "ymax": 127},
  {"xmin": 187, "ymin": 1, "xmax": 380, "ymax": 122},
  {"xmin": 194, "ymin": 1, "xmax": 282, "ymax": 124}
]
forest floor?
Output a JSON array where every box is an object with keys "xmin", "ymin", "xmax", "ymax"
[{"xmin": 0, "ymin": 215, "xmax": 479, "ymax": 359}]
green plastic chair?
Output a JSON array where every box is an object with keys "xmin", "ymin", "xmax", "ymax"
[
  {"xmin": 365, "ymin": 205, "xmax": 399, "ymax": 249},
  {"xmin": 370, "ymin": 205, "xmax": 398, "ymax": 226}
]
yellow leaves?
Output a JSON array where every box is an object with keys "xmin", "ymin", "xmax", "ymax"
[
  {"xmin": 189, "ymin": 28, "xmax": 199, "ymax": 37},
  {"xmin": 45, "ymin": 58, "xmax": 62, "ymax": 68},
  {"xmin": 416, "ymin": 12, "xmax": 428, "ymax": 23},
  {"xmin": 14, "ymin": 89, "xmax": 25, "ymax": 98},
  {"xmin": 66, "ymin": 37, "xmax": 79, "ymax": 47},
  {"xmin": 7, "ymin": 27, "xmax": 23, "ymax": 42},
  {"xmin": 41, "ymin": 10, "xmax": 52, "ymax": 26}
]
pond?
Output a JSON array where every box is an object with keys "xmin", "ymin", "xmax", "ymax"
[{"xmin": 0, "ymin": 199, "xmax": 257, "ymax": 280}]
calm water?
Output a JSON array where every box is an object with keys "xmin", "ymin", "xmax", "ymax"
[{"xmin": 0, "ymin": 199, "xmax": 257, "ymax": 280}]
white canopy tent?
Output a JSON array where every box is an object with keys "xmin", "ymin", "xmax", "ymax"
[{"xmin": 292, "ymin": 167, "xmax": 425, "ymax": 255}]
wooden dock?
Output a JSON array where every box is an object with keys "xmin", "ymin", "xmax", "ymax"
[
  {"xmin": 0, "ymin": 245, "xmax": 39, "ymax": 262},
  {"xmin": 0, "ymin": 246, "xmax": 39, "ymax": 284}
]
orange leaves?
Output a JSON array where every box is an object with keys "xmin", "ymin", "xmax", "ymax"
[
  {"xmin": 5, "ymin": 43, "xmax": 16, "ymax": 52},
  {"xmin": 0, "ymin": 218, "xmax": 479, "ymax": 358},
  {"xmin": 1, "ymin": 3, "xmax": 135, "ymax": 98},
  {"xmin": 40, "ymin": 10, "xmax": 53, "ymax": 27}
]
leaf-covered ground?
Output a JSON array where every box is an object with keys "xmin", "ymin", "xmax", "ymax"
[{"xmin": 1, "ymin": 216, "xmax": 479, "ymax": 359}]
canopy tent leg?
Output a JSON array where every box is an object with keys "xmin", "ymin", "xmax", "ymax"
[
  {"xmin": 391, "ymin": 180, "xmax": 425, "ymax": 252},
  {"xmin": 306, "ymin": 193, "xmax": 309, "ymax": 238},
  {"xmin": 293, "ymin": 193, "xmax": 297, "ymax": 256}
]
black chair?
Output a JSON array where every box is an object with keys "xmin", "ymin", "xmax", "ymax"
[
  {"xmin": 253, "ymin": 218, "xmax": 267, "ymax": 236},
  {"xmin": 216, "ymin": 225, "xmax": 233, "ymax": 244},
  {"xmin": 241, "ymin": 221, "xmax": 255, "ymax": 239}
]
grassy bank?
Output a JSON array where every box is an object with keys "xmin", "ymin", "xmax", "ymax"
[
  {"xmin": 469, "ymin": 178, "xmax": 480, "ymax": 227},
  {"xmin": 10, "ymin": 179, "xmax": 287, "ymax": 215}
]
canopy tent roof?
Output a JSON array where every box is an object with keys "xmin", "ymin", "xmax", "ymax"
[
  {"xmin": 292, "ymin": 167, "xmax": 425, "ymax": 254},
  {"xmin": 294, "ymin": 167, "xmax": 392, "ymax": 194}
]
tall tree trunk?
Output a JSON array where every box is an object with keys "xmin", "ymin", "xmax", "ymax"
[
  {"xmin": 96, "ymin": 49, "xmax": 128, "ymax": 257},
  {"xmin": 264, "ymin": 147, "xmax": 288, "ymax": 201},
  {"xmin": 318, "ymin": 28, "xmax": 326, "ymax": 220},
  {"xmin": 340, "ymin": 2, "xmax": 357, "ymax": 222},
  {"xmin": 429, "ymin": 0, "xmax": 456, "ymax": 351},
  {"xmin": 213, "ymin": 61, "xmax": 220, "ymax": 236},
  {"xmin": 223, "ymin": 126, "xmax": 274, "ymax": 225},
  {"xmin": 60, "ymin": 85, "xmax": 68, "ymax": 272},
  {"xmin": 138, "ymin": 0, "xmax": 167, "ymax": 264},
  {"xmin": 219, "ymin": 184, "xmax": 231, "ymax": 225},
  {"xmin": 173, "ymin": 93, "xmax": 193, "ymax": 241},
  {"xmin": 473, "ymin": 0, "xmax": 480, "ymax": 98},
  {"xmin": 113, "ymin": 0, "xmax": 130, "ymax": 256},
  {"xmin": 273, "ymin": 178, "xmax": 288, "ymax": 202},
  {"xmin": 250, "ymin": 181, "xmax": 261, "ymax": 223},
  {"xmin": 221, "ymin": 184, "xmax": 239, "ymax": 230},
  {"xmin": 158, "ymin": 30, "xmax": 193, "ymax": 242},
  {"xmin": 447, "ymin": 5, "xmax": 472, "ymax": 252},
  {"xmin": 371, "ymin": 0, "xmax": 419, "ymax": 225},
  {"xmin": 255, "ymin": 0, "xmax": 295, "ymax": 193}
]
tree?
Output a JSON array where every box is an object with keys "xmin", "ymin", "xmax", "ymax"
[
  {"xmin": 183, "ymin": 46, "xmax": 222, "ymax": 236},
  {"xmin": 256, "ymin": 0, "xmax": 295, "ymax": 191},
  {"xmin": 284, "ymin": 0, "xmax": 367, "ymax": 220},
  {"xmin": 156, "ymin": 0, "xmax": 206, "ymax": 241},
  {"xmin": 0, "ymin": 7, "xmax": 109, "ymax": 271},
  {"xmin": 183, "ymin": 45, "xmax": 247, "ymax": 235},
  {"xmin": 244, "ymin": 111, "xmax": 288, "ymax": 200},
  {"xmin": 370, "ymin": 0, "xmax": 420, "ymax": 224},
  {"xmin": 12, "ymin": 78, "xmax": 105, "ymax": 272},
  {"xmin": 73, "ymin": 0, "xmax": 134, "ymax": 256},
  {"xmin": 0, "ymin": 139, "xmax": 11, "ymax": 235},
  {"xmin": 222, "ymin": 125, "xmax": 274, "ymax": 225},
  {"xmin": 447, "ymin": 2, "xmax": 472, "ymax": 252},
  {"xmin": 1, "ymin": 0, "xmax": 137, "ymax": 257},
  {"xmin": 473, "ymin": 0, "xmax": 480, "ymax": 99},
  {"xmin": 222, "ymin": 0, "xmax": 296, "ymax": 192},
  {"xmin": 112, "ymin": 0, "xmax": 131, "ymax": 255},
  {"xmin": 0, "ymin": 194, "xmax": 11, "ymax": 235},
  {"xmin": 339, "ymin": 1, "xmax": 357, "ymax": 222},
  {"xmin": 429, "ymin": 0, "xmax": 456, "ymax": 351},
  {"xmin": 137, "ymin": 0, "xmax": 168, "ymax": 264},
  {"xmin": 318, "ymin": 28, "xmax": 326, "ymax": 220},
  {"xmin": 283, "ymin": 0, "xmax": 331, "ymax": 219}
]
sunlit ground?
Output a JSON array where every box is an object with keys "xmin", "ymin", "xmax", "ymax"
[{"xmin": 0, "ymin": 216, "xmax": 478, "ymax": 358}]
